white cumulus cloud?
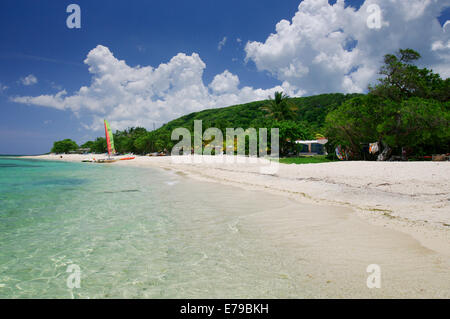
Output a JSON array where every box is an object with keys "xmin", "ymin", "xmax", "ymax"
[
  {"xmin": 245, "ymin": 0, "xmax": 450, "ymax": 94},
  {"xmin": 12, "ymin": 45, "xmax": 292, "ymax": 131},
  {"xmin": 20, "ymin": 74, "xmax": 38, "ymax": 86},
  {"xmin": 209, "ymin": 70, "xmax": 240, "ymax": 94}
]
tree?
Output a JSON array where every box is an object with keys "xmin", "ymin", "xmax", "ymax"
[
  {"xmin": 369, "ymin": 49, "xmax": 448, "ymax": 102},
  {"xmin": 378, "ymin": 98, "xmax": 449, "ymax": 153},
  {"xmin": 326, "ymin": 94, "xmax": 450, "ymax": 158},
  {"xmin": 261, "ymin": 92, "xmax": 299, "ymax": 121},
  {"xmin": 81, "ymin": 141, "xmax": 95, "ymax": 150},
  {"xmin": 272, "ymin": 120, "xmax": 311, "ymax": 156},
  {"xmin": 51, "ymin": 139, "xmax": 79, "ymax": 154},
  {"xmin": 113, "ymin": 127, "xmax": 149, "ymax": 154},
  {"xmin": 134, "ymin": 133, "xmax": 152, "ymax": 154},
  {"xmin": 325, "ymin": 96, "xmax": 380, "ymax": 158},
  {"xmin": 326, "ymin": 48, "xmax": 450, "ymax": 159},
  {"xmin": 91, "ymin": 137, "xmax": 107, "ymax": 153}
]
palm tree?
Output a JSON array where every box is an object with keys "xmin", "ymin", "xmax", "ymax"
[{"xmin": 261, "ymin": 91, "xmax": 298, "ymax": 121}]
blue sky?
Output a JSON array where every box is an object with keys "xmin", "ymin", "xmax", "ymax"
[{"xmin": 0, "ymin": 0, "xmax": 449, "ymax": 154}]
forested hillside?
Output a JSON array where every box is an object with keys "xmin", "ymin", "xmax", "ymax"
[{"xmin": 78, "ymin": 93, "xmax": 360, "ymax": 155}]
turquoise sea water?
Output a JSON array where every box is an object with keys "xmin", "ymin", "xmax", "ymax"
[
  {"xmin": 0, "ymin": 157, "xmax": 308, "ymax": 298},
  {"xmin": 2, "ymin": 157, "xmax": 450, "ymax": 298}
]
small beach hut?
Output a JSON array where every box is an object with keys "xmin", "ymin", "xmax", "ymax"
[
  {"xmin": 69, "ymin": 148, "xmax": 91, "ymax": 154},
  {"xmin": 295, "ymin": 138, "xmax": 328, "ymax": 155}
]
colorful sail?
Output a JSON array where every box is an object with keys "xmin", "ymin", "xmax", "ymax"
[{"xmin": 104, "ymin": 119, "xmax": 116, "ymax": 156}]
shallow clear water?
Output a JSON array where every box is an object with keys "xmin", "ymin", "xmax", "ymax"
[
  {"xmin": 0, "ymin": 157, "xmax": 306, "ymax": 298},
  {"xmin": 2, "ymin": 157, "xmax": 449, "ymax": 298}
]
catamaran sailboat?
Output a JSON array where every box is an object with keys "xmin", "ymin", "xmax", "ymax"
[{"xmin": 95, "ymin": 119, "xmax": 119, "ymax": 163}]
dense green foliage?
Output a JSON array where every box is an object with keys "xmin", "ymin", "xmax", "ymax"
[
  {"xmin": 81, "ymin": 138, "xmax": 106, "ymax": 154},
  {"xmin": 261, "ymin": 91, "xmax": 299, "ymax": 121},
  {"xmin": 325, "ymin": 49, "xmax": 449, "ymax": 158},
  {"xmin": 51, "ymin": 139, "xmax": 79, "ymax": 154},
  {"xmin": 77, "ymin": 93, "xmax": 358, "ymax": 156}
]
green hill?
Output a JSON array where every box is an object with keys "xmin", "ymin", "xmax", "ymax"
[
  {"xmin": 160, "ymin": 93, "xmax": 361, "ymax": 133},
  {"xmin": 80, "ymin": 93, "xmax": 362, "ymax": 155}
]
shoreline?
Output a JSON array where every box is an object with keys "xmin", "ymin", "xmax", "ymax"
[{"xmin": 19, "ymin": 154, "xmax": 450, "ymax": 257}]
